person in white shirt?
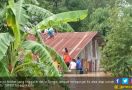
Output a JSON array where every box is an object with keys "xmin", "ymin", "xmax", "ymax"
[{"xmin": 69, "ymin": 59, "xmax": 76, "ymax": 74}]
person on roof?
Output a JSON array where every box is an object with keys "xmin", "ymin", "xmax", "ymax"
[{"xmin": 44, "ymin": 27, "xmax": 55, "ymax": 40}]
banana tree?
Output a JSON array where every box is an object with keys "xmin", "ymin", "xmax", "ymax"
[
  {"xmin": 26, "ymin": 4, "xmax": 74, "ymax": 32},
  {"xmin": 34, "ymin": 10, "xmax": 87, "ymax": 31},
  {"xmin": 0, "ymin": 0, "xmax": 88, "ymax": 77}
]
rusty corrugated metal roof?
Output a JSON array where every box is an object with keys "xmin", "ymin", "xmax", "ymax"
[{"xmin": 42, "ymin": 32, "xmax": 98, "ymax": 59}]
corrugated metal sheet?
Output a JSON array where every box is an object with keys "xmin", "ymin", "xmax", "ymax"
[{"xmin": 42, "ymin": 32, "xmax": 98, "ymax": 59}]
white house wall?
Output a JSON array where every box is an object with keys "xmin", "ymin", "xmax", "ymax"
[
  {"xmin": 77, "ymin": 39, "xmax": 101, "ymax": 72},
  {"xmin": 95, "ymin": 40, "xmax": 100, "ymax": 71}
]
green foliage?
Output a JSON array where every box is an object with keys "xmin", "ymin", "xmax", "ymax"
[
  {"xmin": 0, "ymin": 33, "xmax": 14, "ymax": 61},
  {"xmin": 101, "ymin": 9, "xmax": 132, "ymax": 77},
  {"xmin": 54, "ymin": 0, "xmax": 116, "ymax": 32},
  {"xmin": 15, "ymin": 0, "xmax": 29, "ymax": 26},
  {"xmin": 33, "ymin": 0, "xmax": 117, "ymax": 32},
  {"xmin": 26, "ymin": 4, "xmax": 54, "ymax": 20},
  {"xmin": 14, "ymin": 62, "xmax": 56, "ymax": 76},
  {"xmin": 88, "ymin": 7, "xmax": 110, "ymax": 36},
  {"xmin": 45, "ymin": 45, "xmax": 68, "ymax": 72},
  {"xmin": 6, "ymin": 0, "xmax": 21, "ymax": 49},
  {"xmin": 126, "ymin": 0, "xmax": 132, "ymax": 4},
  {"xmin": 0, "ymin": 0, "xmax": 88, "ymax": 77},
  {"xmin": 24, "ymin": 0, "xmax": 39, "ymax": 5},
  {"xmin": 26, "ymin": 4, "xmax": 74, "ymax": 32},
  {"xmin": 35, "ymin": 10, "xmax": 88, "ymax": 30},
  {"xmin": 0, "ymin": 61, "xmax": 9, "ymax": 77},
  {"xmin": 22, "ymin": 41, "xmax": 60, "ymax": 76},
  {"xmin": 65, "ymin": 0, "xmax": 87, "ymax": 10}
]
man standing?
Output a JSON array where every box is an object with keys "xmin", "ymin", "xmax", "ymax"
[{"xmin": 76, "ymin": 57, "xmax": 83, "ymax": 74}]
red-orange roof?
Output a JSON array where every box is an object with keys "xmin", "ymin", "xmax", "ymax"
[{"xmin": 42, "ymin": 32, "xmax": 98, "ymax": 59}]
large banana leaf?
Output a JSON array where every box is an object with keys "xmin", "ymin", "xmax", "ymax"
[
  {"xmin": 0, "ymin": 5, "xmax": 6, "ymax": 21},
  {"xmin": 15, "ymin": 0, "xmax": 24, "ymax": 24},
  {"xmin": 35, "ymin": 10, "xmax": 88, "ymax": 30},
  {"xmin": 127, "ymin": 58, "xmax": 132, "ymax": 65},
  {"xmin": 14, "ymin": 62, "xmax": 51, "ymax": 77},
  {"xmin": 26, "ymin": 4, "xmax": 74, "ymax": 32},
  {"xmin": 13, "ymin": 49, "xmax": 49, "ymax": 77},
  {"xmin": 26, "ymin": 4, "xmax": 54, "ymax": 19},
  {"xmin": 45, "ymin": 45, "xmax": 68, "ymax": 72},
  {"xmin": 0, "ymin": 61, "xmax": 9, "ymax": 77},
  {"xmin": 0, "ymin": 33, "xmax": 14, "ymax": 61},
  {"xmin": 6, "ymin": 0, "xmax": 21, "ymax": 49},
  {"xmin": 24, "ymin": 0, "xmax": 39, "ymax": 5},
  {"xmin": 22, "ymin": 41, "xmax": 60, "ymax": 76},
  {"xmin": 15, "ymin": 0, "xmax": 29, "ymax": 26}
]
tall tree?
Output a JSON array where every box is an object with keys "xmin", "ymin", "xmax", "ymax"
[{"xmin": 101, "ymin": 1, "xmax": 132, "ymax": 76}]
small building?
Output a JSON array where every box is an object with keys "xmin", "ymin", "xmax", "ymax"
[{"xmin": 43, "ymin": 32, "xmax": 103, "ymax": 73}]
